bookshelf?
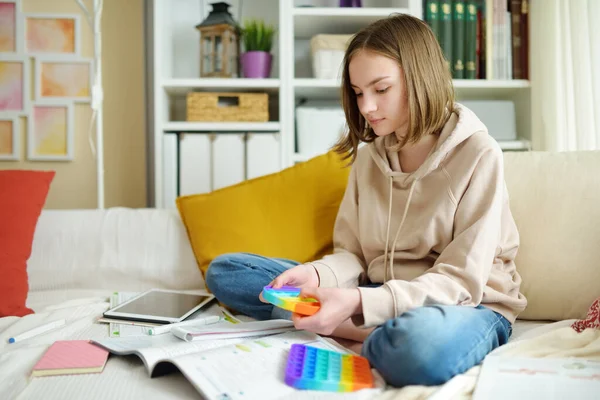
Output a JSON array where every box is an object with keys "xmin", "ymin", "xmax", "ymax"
[
  {"xmin": 162, "ymin": 78, "xmax": 281, "ymax": 95},
  {"xmin": 163, "ymin": 122, "xmax": 281, "ymax": 132},
  {"xmin": 292, "ymin": 7, "xmax": 412, "ymax": 38},
  {"xmin": 147, "ymin": 0, "xmax": 532, "ymax": 208},
  {"xmin": 294, "ymin": 77, "xmax": 530, "ymax": 98}
]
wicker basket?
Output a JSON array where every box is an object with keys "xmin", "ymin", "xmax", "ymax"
[{"xmin": 186, "ymin": 92, "xmax": 269, "ymax": 122}]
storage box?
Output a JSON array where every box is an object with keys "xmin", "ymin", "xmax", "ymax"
[
  {"xmin": 186, "ymin": 92, "xmax": 269, "ymax": 122},
  {"xmin": 460, "ymin": 100, "xmax": 517, "ymax": 141},
  {"xmin": 310, "ymin": 35, "xmax": 352, "ymax": 79},
  {"xmin": 296, "ymin": 101, "xmax": 347, "ymax": 157}
]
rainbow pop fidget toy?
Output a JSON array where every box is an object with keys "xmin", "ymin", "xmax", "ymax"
[
  {"xmin": 261, "ymin": 285, "xmax": 320, "ymax": 315},
  {"xmin": 284, "ymin": 344, "xmax": 374, "ymax": 392}
]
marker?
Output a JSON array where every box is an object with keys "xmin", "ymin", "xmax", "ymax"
[
  {"xmin": 8, "ymin": 319, "xmax": 66, "ymax": 344},
  {"xmin": 148, "ymin": 315, "xmax": 222, "ymax": 336}
]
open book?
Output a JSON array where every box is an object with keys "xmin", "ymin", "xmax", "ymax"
[{"xmin": 92, "ymin": 330, "xmax": 382, "ymax": 399}]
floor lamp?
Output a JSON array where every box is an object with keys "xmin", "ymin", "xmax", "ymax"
[{"xmin": 75, "ymin": 0, "xmax": 104, "ymax": 209}]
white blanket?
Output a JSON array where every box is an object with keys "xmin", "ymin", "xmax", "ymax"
[
  {"xmin": 1, "ymin": 291, "xmax": 595, "ymax": 400},
  {"xmin": 0, "ymin": 291, "xmax": 202, "ymax": 400},
  {"xmin": 374, "ymin": 321, "xmax": 600, "ymax": 400}
]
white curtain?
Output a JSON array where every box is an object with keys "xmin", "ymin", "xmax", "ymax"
[{"xmin": 531, "ymin": 0, "xmax": 600, "ymax": 151}]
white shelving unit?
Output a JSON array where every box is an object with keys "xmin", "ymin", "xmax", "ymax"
[
  {"xmin": 147, "ymin": 0, "xmax": 285, "ymax": 207},
  {"xmin": 147, "ymin": 0, "xmax": 532, "ymax": 208}
]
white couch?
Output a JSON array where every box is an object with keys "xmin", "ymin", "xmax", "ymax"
[{"xmin": 1, "ymin": 150, "xmax": 599, "ymax": 399}]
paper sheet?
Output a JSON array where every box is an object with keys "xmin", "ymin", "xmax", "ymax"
[
  {"xmin": 172, "ymin": 319, "xmax": 295, "ymax": 342},
  {"xmin": 94, "ymin": 327, "xmax": 264, "ymax": 372},
  {"xmin": 473, "ymin": 356, "xmax": 600, "ymax": 400}
]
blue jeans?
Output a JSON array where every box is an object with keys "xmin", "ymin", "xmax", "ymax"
[{"xmin": 206, "ymin": 252, "xmax": 513, "ymax": 387}]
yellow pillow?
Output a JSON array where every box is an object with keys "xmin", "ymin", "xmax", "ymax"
[{"xmin": 177, "ymin": 151, "xmax": 351, "ymax": 280}]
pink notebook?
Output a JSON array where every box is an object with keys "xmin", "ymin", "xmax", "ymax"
[{"xmin": 32, "ymin": 340, "xmax": 109, "ymax": 377}]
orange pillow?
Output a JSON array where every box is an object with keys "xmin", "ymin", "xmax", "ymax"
[{"xmin": 0, "ymin": 170, "xmax": 55, "ymax": 317}]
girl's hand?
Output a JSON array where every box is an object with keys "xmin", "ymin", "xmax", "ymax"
[
  {"xmin": 259, "ymin": 264, "xmax": 319, "ymax": 303},
  {"xmin": 272, "ymin": 263, "xmax": 320, "ymax": 288},
  {"xmin": 291, "ymin": 288, "xmax": 362, "ymax": 336}
]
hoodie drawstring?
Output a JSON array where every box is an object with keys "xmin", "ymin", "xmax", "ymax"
[
  {"xmin": 384, "ymin": 178, "xmax": 417, "ymax": 282},
  {"xmin": 383, "ymin": 178, "xmax": 394, "ymax": 281}
]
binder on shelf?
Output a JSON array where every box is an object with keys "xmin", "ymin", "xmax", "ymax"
[
  {"xmin": 212, "ymin": 134, "xmax": 245, "ymax": 191},
  {"xmin": 162, "ymin": 133, "xmax": 178, "ymax": 209},
  {"xmin": 179, "ymin": 134, "xmax": 211, "ymax": 196},
  {"xmin": 246, "ymin": 133, "xmax": 280, "ymax": 180},
  {"xmin": 460, "ymin": 100, "xmax": 516, "ymax": 141}
]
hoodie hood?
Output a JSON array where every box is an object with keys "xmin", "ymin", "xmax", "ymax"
[
  {"xmin": 369, "ymin": 103, "xmax": 488, "ymax": 183},
  {"xmin": 367, "ymin": 103, "xmax": 489, "ymax": 281}
]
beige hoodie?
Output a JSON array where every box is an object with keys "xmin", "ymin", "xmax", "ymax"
[{"xmin": 310, "ymin": 103, "xmax": 527, "ymax": 327}]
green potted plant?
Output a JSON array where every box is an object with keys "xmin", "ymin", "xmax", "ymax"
[{"xmin": 240, "ymin": 19, "xmax": 276, "ymax": 78}]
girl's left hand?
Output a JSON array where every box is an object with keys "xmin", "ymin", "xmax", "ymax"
[{"xmin": 292, "ymin": 287, "xmax": 362, "ymax": 336}]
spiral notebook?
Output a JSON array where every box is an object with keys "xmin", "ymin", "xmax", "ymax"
[{"xmin": 31, "ymin": 340, "xmax": 109, "ymax": 377}]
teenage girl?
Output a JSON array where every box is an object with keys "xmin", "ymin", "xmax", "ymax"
[{"xmin": 206, "ymin": 14, "xmax": 527, "ymax": 387}]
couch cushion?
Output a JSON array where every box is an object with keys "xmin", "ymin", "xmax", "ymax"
[
  {"xmin": 504, "ymin": 151, "xmax": 600, "ymax": 321},
  {"xmin": 177, "ymin": 151, "xmax": 350, "ymax": 282},
  {"xmin": 0, "ymin": 170, "xmax": 54, "ymax": 317},
  {"xmin": 27, "ymin": 208, "xmax": 204, "ymax": 292}
]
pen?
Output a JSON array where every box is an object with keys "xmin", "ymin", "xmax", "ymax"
[
  {"xmin": 148, "ymin": 315, "xmax": 222, "ymax": 336},
  {"xmin": 8, "ymin": 319, "xmax": 67, "ymax": 344}
]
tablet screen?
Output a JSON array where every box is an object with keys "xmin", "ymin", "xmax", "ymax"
[{"xmin": 109, "ymin": 291, "xmax": 213, "ymax": 320}]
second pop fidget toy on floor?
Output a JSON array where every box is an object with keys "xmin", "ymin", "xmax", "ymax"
[{"xmin": 284, "ymin": 344, "xmax": 375, "ymax": 392}]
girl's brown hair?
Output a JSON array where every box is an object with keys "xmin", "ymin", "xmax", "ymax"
[{"xmin": 333, "ymin": 13, "xmax": 455, "ymax": 162}]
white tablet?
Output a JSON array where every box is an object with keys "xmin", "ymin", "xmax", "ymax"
[{"xmin": 103, "ymin": 289, "xmax": 215, "ymax": 324}]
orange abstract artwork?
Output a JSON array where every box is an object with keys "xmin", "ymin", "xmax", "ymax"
[
  {"xmin": 32, "ymin": 106, "xmax": 67, "ymax": 156},
  {"xmin": 41, "ymin": 62, "xmax": 90, "ymax": 98},
  {"xmin": 0, "ymin": 120, "xmax": 13, "ymax": 155},
  {"xmin": 0, "ymin": 2, "xmax": 16, "ymax": 52},
  {"xmin": 0, "ymin": 61, "xmax": 23, "ymax": 111},
  {"xmin": 27, "ymin": 17, "xmax": 75, "ymax": 53}
]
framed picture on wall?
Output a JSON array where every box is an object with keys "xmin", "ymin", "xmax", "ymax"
[
  {"xmin": 27, "ymin": 102, "xmax": 74, "ymax": 161},
  {"xmin": 0, "ymin": 114, "xmax": 19, "ymax": 160},
  {"xmin": 35, "ymin": 57, "xmax": 93, "ymax": 102},
  {"xmin": 0, "ymin": 54, "xmax": 30, "ymax": 114},
  {"xmin": 24, "ymin": 13, "xmax": 81, "ymax": 56},
  {"xmin": 0, "ymin": 0, "xmax": 24, "ymax": 53}
]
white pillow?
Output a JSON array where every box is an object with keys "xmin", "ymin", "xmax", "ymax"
[{"xmin": 28, "ymin": 208, "xmax": 204, "ymax": 292}]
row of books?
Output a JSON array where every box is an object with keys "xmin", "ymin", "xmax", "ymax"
[{"xmin": 424, "ymin": 0, "xmax": 529, "ymax": 80}]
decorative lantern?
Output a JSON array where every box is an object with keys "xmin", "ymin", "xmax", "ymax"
[{"xmin": 196, "ymin": 2, "xmax": 240, "ymax": 78}]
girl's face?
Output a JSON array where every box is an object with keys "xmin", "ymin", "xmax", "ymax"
[{"xmin": 348, "ymin": 50, "xmax": 409, "ymax": 139}]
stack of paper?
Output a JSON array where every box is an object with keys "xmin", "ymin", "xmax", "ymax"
[{"xmin": 171, "ymin": 319, "xmax": 296, "ymax": 342}]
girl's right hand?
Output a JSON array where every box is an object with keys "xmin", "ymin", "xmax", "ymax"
[{"xmin": 259, "ymin": 264, "xmax": 320, "ymax": 303}]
